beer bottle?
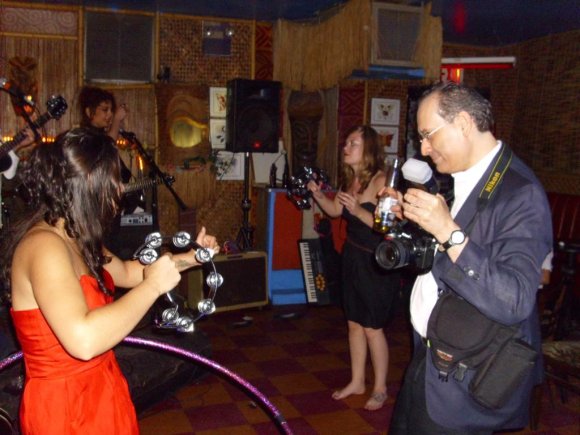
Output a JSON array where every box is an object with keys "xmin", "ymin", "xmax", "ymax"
[{"xmin": 373, "ymin": 157, "xmax": 401, "ymax": 234}]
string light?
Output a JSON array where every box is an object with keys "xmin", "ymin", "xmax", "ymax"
[{"xmin": 2, "ymin": 135, "xmax": 55, "ymax": 143}]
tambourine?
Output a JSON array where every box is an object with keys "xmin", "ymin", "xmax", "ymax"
[
  {"xmin": 132, "ymin": 231, "xmax": 223, "ymax": 333},
  {"xmin": 286, "ymin": 166, "xmax": 331, "ymax": 210}
]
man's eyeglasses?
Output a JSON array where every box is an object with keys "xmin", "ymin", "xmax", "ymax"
[{"xmin": 419, "ymin": 122, "xmax": 448, "ymax": 143}]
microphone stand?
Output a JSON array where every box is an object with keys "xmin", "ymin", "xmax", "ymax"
[{"xmin": 119, "ymin": 131, "xmax": 189, "ymax": 214}]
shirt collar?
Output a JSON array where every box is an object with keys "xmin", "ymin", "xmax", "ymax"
[{"xmin": 450, "ymin": 141, "xmax": 502, "ymax": 216}]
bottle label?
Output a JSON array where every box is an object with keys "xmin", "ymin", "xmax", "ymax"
[
  {"xmin": 378, "ymin": 197, "xmax": 397, "ymax": 213},
  {"xmin": 373, "ymin": 197, "xmax": 398, "ymax": 233}
]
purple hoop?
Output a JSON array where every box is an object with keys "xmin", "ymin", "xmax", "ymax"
[
  {"xmin": 0, "ymin": 337, "xmax": 293, "ymax": 435},
  {"xmin": 0, "ymin": 351, "xmax": 22, "ymax": 372}
]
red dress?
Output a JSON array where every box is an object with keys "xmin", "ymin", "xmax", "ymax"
[{"xmin": 11, "ymin": 272, "xmax": 139, "ymax": 435}]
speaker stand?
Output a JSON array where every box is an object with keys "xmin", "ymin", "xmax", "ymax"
[{"xmin": 236, "ymin": 152, "xmax": 254, "ymax": 251}]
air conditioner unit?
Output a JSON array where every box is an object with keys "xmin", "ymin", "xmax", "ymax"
[
  {"xmin": 85, "ymin": 11, "xmax": 154, "ymax": 83},
  {"xmin": 371, "ymin": 2, "xmax": 423, "ymax": 67}
]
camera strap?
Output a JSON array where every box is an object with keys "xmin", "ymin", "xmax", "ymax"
[{"xmin": 464, "ymin": 143, "xmax": 513, "ymax": 234}]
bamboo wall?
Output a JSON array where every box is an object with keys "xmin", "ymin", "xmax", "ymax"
[{"xmin": 1, "ymin": 1, "xmax": 578, "ymax": 251}]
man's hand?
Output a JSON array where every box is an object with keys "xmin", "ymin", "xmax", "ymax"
[
  {"xmin": 402, "ymin": 188, "xmax": 457, "ymax": 244},
  {"xmin": 377, "ymin": 186, "xmax": 404, "ymax": 220}
]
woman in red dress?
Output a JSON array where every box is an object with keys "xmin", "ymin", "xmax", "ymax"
[{"xmin": 0, "ymin": 128, "xmax": 219, "ymax": 434}]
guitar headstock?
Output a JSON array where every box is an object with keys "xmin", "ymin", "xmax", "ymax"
[{"xmin": 46, "ymin": 95, "xmax": 68, "ymax": 120}]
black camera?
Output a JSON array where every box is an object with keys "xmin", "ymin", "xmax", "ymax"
[{"xmin": 375, "ymin": 222, "xmax": 437, "ymax": 273}]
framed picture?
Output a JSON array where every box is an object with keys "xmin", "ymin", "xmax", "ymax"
[
  {"xmin": 210, "ymin": 118, "xmax": 226, "ymax": 149},
  {"xmin": 215, "ymin": 151, "xmax": 245, "ymax": 181},
  {"xmin": 209, "ymin": 87, "xmax": 227, "ymax": 118},
  {"xmin": 373, "ymin": 125, "xmax": 399, "ymax": 154},
  {"xmin": 371, "ymin": 98, "xmax": 400, "ymax": 125}
]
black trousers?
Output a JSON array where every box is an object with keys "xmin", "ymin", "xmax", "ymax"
[{"xmin": 389, "ymin": 342, "xmax": 492, "ymax": 435}]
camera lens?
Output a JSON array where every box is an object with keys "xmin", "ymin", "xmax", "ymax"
[{"xmin": 375, "ymin": 238, "xmax": 413, "ymax": 270}]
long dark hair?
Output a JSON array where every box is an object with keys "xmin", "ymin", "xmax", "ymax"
[
  {"xmin": 0, "ymin": 128, "xmax": 122, "ymax": 301},
  {"xmin": 340, "ymin": 125, "xmax": 384, "ymax": 193}
]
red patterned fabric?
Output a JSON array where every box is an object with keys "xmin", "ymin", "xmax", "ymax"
[
  {"xmin": 338, "ymin": 84, "xmax": 365, "ymax": 145},
  {"xmin": 254, "ymin": 23, "xmax": 273, "ymax": 80}
]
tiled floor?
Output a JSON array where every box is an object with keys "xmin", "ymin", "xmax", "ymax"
[{"xmin": 138, "ymin": 303, "xmax": 580, "ymax": 434}]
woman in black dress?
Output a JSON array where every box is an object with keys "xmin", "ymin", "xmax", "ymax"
[{"xmin": 308, "ymin": 125, "xmax": 400, "ymax": 411}]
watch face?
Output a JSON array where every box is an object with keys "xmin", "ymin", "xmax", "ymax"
[{"xmin": 451, "ymin": 230, "xmax": 465, "ymax": 244}]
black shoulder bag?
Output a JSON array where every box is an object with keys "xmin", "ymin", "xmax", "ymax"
[{"xmin": 426, "ymin": 145, "xmax": 538, "ymax": 409}]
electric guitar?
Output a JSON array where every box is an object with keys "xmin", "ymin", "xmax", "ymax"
[
  {"xmin": 0, "ymin": 95, "xmax": 68, "ymax": 173},
  {"xmin": 122, "ymin": 174, "xmax": 174, "ymax": 195},
  {"xmin": 120, "ymin": 174, "xmax": 175, "ymax": 214}
]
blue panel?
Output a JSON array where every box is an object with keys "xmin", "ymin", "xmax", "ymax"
[
  {"xmin": 271, "ymin": 290, "xmax": 307, "ymax": 306},
  {"xmin": 269, "ymin": 268, "xmax": 306, "ymax": 306},
  {"xmin": 265, "ymin": 189, "xmax": 308, "ymax": 305}
]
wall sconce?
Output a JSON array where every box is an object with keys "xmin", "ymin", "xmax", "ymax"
[{"xmin": 202, "ymin": 21, "xmax": 233, "ymax": 56}]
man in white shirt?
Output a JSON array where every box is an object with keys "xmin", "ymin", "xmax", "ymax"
[{"xmin": 389, "ymin": 82, "xmax": 552, "ymax": 434}]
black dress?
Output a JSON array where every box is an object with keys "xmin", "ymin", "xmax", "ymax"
[{"xmin": 341, "ymin": 202, "xmax": 400, "ymax": 329}]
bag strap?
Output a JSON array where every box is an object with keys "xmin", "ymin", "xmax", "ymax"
[{"xmin": 430, "ymin": 144, "xmax": 515, "ymax": 381}]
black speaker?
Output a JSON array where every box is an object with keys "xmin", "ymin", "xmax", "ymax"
[{"xmin": 226, "ymin": 79, "xmax": 281, "ymax": 153}]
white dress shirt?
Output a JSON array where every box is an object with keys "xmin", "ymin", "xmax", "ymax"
[{"xmin": 410, "ymin": 141, "xmax": 502, "ymax": 337}]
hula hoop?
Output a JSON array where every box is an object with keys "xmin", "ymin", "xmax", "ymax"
[{"xmin": 0, "ymin": 337, "xmax": 293, "ymax": 435}]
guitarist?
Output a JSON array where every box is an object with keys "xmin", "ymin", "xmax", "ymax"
[
  {"xmin": 78, "ymin": 86, "xmax": 145, "ymax": 214},
  {"xmin": 78, "ymin": 86, "xmax": 146, "ymax": 259},
  {"xmin": 0, "ymin": 127, "xmax": 38, "ymax": 229}
]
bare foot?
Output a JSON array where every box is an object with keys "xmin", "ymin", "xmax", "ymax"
[
  {"xmin": 331, "ymin": 383, "xmax": 365, "ymax": 400},
  {"xmin": 364, "ymin": 391, "xmax": 388, "ymax": 411}
]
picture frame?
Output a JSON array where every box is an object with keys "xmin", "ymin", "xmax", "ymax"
[
  {"xmin": 373, "ymin": 125, "xmax": 399, "ymax": 154},
  {"xmin": 371, "ymin": 98, "xmax": 401, "ymax": 125},
  {"xmin": 215, "ymin": 151, "xmax": 245, "ymax": 181},
  {"xmin": 209, "ymin": 118, "xmax": 226, "ymax": 149},
  {"xmin": 209, "ymin": 87, "xmax": 227, "ymax": 118}
]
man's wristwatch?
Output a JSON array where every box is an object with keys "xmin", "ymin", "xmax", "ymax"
[{"xmin": 439, "ymin": 229, "xmax": 466, "ymax": 252}]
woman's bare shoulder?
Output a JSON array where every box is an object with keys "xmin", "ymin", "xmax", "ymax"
[
  {"xmin": 15, "ymin": 226, "xmax": 68, "ymax": 259},
  {"xmin": 367, "ymin": 170, "xmax": 387, "ymax": 193}
]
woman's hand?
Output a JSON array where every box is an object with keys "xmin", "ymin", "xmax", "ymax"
[
  {"xmin": 115, "ymin": 103, "xmax": 128, "ymax": 123},
  {"xmin": 195, "ymin": 226, "xmax": 220, "ymax": 255},
  {"xmin": 337, "ymin": 191, "xmax": 362, "ymax": 219},
  {"xmin": 307, "ymin": 180, "xmax": 324, "ymax": 200},
  {"xmin": 142, "ymin": 253, "xmax": 180, "ymax": 296}
]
